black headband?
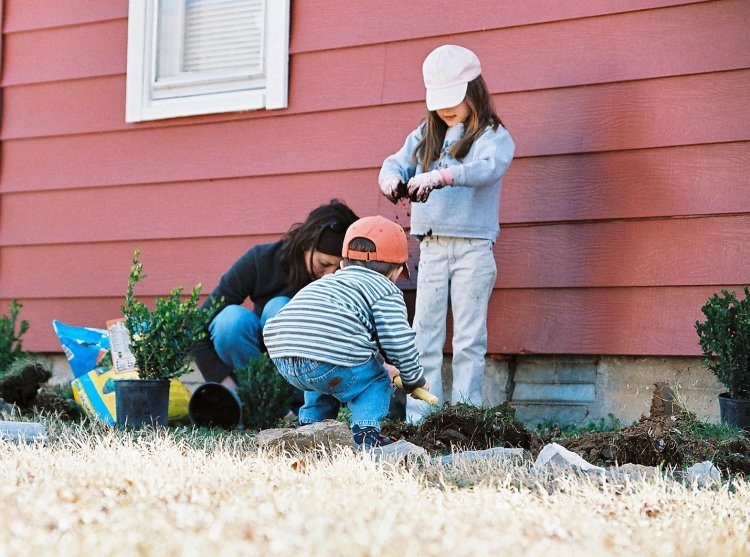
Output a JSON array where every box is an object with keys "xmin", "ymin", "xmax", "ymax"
[{"xmin": 315, "ymin": 220, "xmax": 347, "ymax": 256}]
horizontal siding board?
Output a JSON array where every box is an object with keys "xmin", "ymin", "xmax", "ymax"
[
  {"xmin": 290, "ymin": 0, "xmax": 706, "ymax": 52},
  {"xmin": 4, "ymin": 1, "xmax": 750, "ymax": 137},
  {"xmin": 0, "ymin": 237, "xmax": 278, "ymax": 299},
  {"xmin": 0, "ymin": 172, "xmax": 380, "ymax": 245},
  {"xmin": 502, "ymin": 142, "xmax": 750, "ymax": 223},
  {"xmin": 3, "ymin": 70, "xmax": 749, "ymax": 192},
  {"xmin": 2, "ymin": 142, "xmax": 748, "ymax": 246},
  {"xmin": 5, "ymin": 1, "xmax": 740, "ymax": 90},
  {"xmin": 1, "ymin": 19, "xmax": 126, "ymax": 87},
  {"xmin": 485, "ymin": 286, "xmax": 736, "ymax": 356},
  {"xmin": 10, "ymin": 285, "xmax": 733, "ymax": 354},
  {"xmin": 347, "ymin": 0, "xmax": 750, "ymax": 110},
  {"xmin": 493, "ymin": 215, "xmax": 750, "ymax": 288},
  {"xmin": 3, "ymin": 0, "xmax": 126, "ymax": 32},
  {"xmin": 3, "ymin": 215, "xmax": 747, "ymax": 297}
]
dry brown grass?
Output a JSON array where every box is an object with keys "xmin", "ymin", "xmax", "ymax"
[{"xmin": 0, "ymin": 420, "xmax": 748, "ymax": 557}]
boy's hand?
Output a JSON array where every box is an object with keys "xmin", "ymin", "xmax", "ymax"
[
  {"xmin": 379, "ymin": 174, "xmax": 403, "ymax": 203},
  {"xmin": 383, "ymin": 362, "xmax": 400, "ymax": 381},
  {"xmin": 410, "ymin": 381, "xmax": 430, "ymax": 400},
  {"xmin": 407, "ymin": 169, "xmax": 453, "ymax": 202}
]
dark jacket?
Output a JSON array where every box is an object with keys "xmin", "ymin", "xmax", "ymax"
[{"xmin": 191, "ymin": 241, "xmax": 297, "ymax": 382}]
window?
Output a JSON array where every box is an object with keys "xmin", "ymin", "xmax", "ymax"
[{"xmin": 126, "ymin": 0, "xmax": 289, "ymax": 122}]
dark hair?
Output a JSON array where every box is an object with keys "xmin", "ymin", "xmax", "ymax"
[
  {"xmin": 343, "ymin": 237, "xmax": 403, "ymax": 277},
  {"xmin": 279, "ymin": 199, "xmax": 359, "ymax": 291},
  {"xmin": 415, "ymin": 75, "xmax": 504, "ymax": 170}
]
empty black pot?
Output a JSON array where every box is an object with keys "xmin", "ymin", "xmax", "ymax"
[{"xmin": 188, "ymin": 382, "xmax": 243, "ymax": 429}]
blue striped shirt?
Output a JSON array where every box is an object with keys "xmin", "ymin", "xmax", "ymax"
[{"xmin": 263, "ymin": 266, "xmax": 425, "ymax": 389}]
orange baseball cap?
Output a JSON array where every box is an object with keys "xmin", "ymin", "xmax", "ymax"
[{"xmin": 342, "ymin": 215, "xmax": 410, "ymax": 278}]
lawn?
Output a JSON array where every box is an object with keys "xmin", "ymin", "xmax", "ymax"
[{"xmin": 1, "ymin": 416, "xmax": 748, "ymax": 557}]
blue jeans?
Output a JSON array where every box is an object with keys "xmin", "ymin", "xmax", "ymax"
[
  {"xmin": 272, "ymin": 356, "xmax": 393, "ymax": 428},
  {"xmin": 209, "ymin": 296, "xmax": 291, "ymax": 370}
]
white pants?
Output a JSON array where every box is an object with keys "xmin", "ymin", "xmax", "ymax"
[{"xmin": 406, "ymin": 236, "xmax": 497, "ymax": 424}]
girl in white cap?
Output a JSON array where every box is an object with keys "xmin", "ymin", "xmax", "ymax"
[{"xmin": 378, "ymin": 44, "xmax": 515, "ymax": 423}]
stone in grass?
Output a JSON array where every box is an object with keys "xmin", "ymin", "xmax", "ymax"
[
  {"xmin": 431, "ymin": 446, "xmax": 525, "ymax": 466},
  {"xmin": 606, "ymin": 463, "xmax": 661, "ymax": 482},
  {"xmin": 682, "ymin": 461, "xmax": 722, "ymax": 487},
  {"xmin": 254, "ymin": 420, "xmax": 354, "ymax": 453},
  {"xmin": 369, "ymin": 440, "xmax": 427, "ymax": 464},
  {"xmin": 534, "ymin": 442, "xmax": 605, "ymax": 474},
  {"xmin": 0, "ymin": 420, "xmax": 48, "ymax": 445}
]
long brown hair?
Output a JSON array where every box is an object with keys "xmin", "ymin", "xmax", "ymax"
[
  {"xmin": 415, "ymin": 75, "xmax": 504, "ymax": 170},
  {"xmin": 279, "ymin": 199, "xmax": 359, "ymax": 292}
]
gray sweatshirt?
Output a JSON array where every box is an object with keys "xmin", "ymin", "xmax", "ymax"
[{"xmin": 379, "ymin": 123, "xmax": 515, "ymax": 241}]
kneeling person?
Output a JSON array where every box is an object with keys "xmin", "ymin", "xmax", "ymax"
[{"xmin": 263, "ymin": 216, "xmax": 429, "ymax": 448}]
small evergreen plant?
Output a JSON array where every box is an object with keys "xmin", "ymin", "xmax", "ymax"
[
  {"xmin": 234, "ymin": 354, "xmax": 298, "ymax": 431},
  {"xmin": 695, "ymin": 285, "xmax": 750, "ymax": 400},
  {"xmin": 0, "ymin": 300, "xmax": 29, "ymax": 374},
  {"xmin": 121, "ymin": 249, "xmax": 215, "ymax": 380}
]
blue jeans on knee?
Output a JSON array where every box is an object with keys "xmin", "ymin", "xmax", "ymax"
[
  {"xmin": 209, "ymin": 296, "xmax": 291, "ymax": 370},
  {"xmin": 271, "ymin": 356, "xmax": 393, "ymax": 428}
]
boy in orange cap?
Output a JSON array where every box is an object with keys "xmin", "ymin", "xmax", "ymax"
[{"xmin": 263, "ymin": 215, "xmax": 429, "ymax": 447}]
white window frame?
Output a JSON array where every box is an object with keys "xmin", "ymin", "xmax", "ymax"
[{"xmin": 126, "ymin": 0, "xmax": 289, "ymax": 123}]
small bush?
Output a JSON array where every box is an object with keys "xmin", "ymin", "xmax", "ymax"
[
  {"xmin": 122, "ymin": 249, "xmax": 216, "ymax": 380},
  {"xmin": 234, "ymin": 354, "xmax": 298, "ymax": 431},
  {"xmin": 695, "ymin": 286, "xmax": 750, "ymax": 399},
  {"xmin": 0, "ymin": 300, "xmax": 29, "ymax": 373}
]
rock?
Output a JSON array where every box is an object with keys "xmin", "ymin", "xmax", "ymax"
[
  {"xmin": 606, "ymin": 463, "xmax": 661, "ymax": 482},
  {"xmin": 533, "ymin": 442, "xmax": 605, "ymax": 474},
  {"xmin": 431, "ymin": 446, "xmax": 525, "ymax": 466},
  {"xmin": 0, "ymin": 420, "xmax": 48, "ymax": 444},
  {"xmin": 370, "ymin": 440, "xmax": 427, "ymax": 464},
  {"xmin": 682, "ymin": 461, "xmax": 722, "ymax": 487},
  {"xmin": 254, "ymin": 420, "xmax": 353, "ymax": 453}
]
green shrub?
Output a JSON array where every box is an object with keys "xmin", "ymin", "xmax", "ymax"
[
  {"xmin": 695, "ymin": 286, "xmax": 750, "ymax": 400},
  {"xmin": 0, "ymin": 300, "xmax": 29, "ymax": 374},
  {"xmin": 121, "ymin": 249, "xmax": 216, "ymax": 380},
  {"xmin": 234, "ymin": 354, "xmax": 298, "ymax": 431}
]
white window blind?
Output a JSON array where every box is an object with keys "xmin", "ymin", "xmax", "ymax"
[{"xmin": 126, "ymin": 0, "xmax": 289, "ymax": 122}]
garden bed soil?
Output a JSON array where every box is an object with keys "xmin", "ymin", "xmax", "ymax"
[
  {"xmin": 0, "ymin": 362, "xmax": 52, "ymax": 408},
  {"xmin": 0, "ymin": 361, "xmax": 82, "ymax": 420},
  {"xmin": 382, "ymin": 389, "xmax": 750, "ymax": 475}
]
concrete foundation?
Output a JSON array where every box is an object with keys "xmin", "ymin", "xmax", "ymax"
[
  {"xmin": 46, "ymin": 352, "xmax": 723, "ymax": 428},
  {"xmin": 431, "ymin": 354, "xmax": 723, "ymax": 428}
]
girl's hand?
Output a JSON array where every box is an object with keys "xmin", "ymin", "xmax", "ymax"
[
  {"xmin": 407, "ymin": 169, "xmax": 453, "ymax": 202},
  {"xmin": 379, "ymin": 174, "xmax": 403, "ymax": 203}
]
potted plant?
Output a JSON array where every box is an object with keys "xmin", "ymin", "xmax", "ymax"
[
  {"xmin": 695, "ymin": 285, "xmax": 750, "ymax": 431},
  {"xmin": 116, "ymin": 249, "xmax": 215, "ymax": 427}
]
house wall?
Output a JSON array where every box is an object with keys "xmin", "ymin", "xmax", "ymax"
[{"xmin": 1, "ymin": 0, "xmax": 748, "ymax": 366}]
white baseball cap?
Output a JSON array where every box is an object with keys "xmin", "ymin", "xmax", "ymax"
[{"xmin": 422, "ymin": 44, "xmax": 481, "ymax": 111}]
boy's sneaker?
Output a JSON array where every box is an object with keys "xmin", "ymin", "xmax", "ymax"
[{"xmin": 351, "ymin": 425, "xmax": 395, "ymax": 448}]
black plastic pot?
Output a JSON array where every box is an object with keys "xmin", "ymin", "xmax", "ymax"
[
  {"xmin": 718, "ymin": 392, "xmax": 750, "ymax": 432},
  {"xmin": 115, "ymin": 379, "xmax": 170, "ymax": 428},
  {"xmin": 188, "ymin": 382, "xmax": 243, "ymax": 429}
]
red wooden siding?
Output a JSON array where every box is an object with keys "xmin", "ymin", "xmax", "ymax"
[{"xmin": 1, "ymin": 0, "xmax": 748, "ymax": 357}]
